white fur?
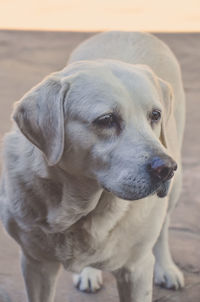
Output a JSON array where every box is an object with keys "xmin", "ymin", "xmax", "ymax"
[{"xmin": 73, "ymin": 267, "xmax": 103, "ymax": 292}]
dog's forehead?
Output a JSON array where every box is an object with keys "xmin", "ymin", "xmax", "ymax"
[
  {"xmin": 64, "ymin": 61, "xmax": 161, "ymax": 121},
  {"xmin": 109, "ymin": 62, "xmax": 161, "ymax": 104},
  {"xmin": 65, "ymin": 64, "xmax": 129, "ymax": 120}
]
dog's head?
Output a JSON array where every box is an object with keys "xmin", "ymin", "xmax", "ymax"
[{"xmin": 13, "ymin": 60, "xmax": 177, "ymax": 200}]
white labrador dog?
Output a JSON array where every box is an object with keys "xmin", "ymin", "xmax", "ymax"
[{"xmin": 0, "ymin": 31, "xmax": 185, "ymax": 302}]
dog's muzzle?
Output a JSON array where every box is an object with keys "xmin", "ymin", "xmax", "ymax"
[{"xmin": 148, "ymin": 155, "xmax": 177, "ymax": 198}]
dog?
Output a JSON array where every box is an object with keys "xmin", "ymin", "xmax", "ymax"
[{"xmin": 0, "ymin": 31, "xmax": 185, "ymax": 302}]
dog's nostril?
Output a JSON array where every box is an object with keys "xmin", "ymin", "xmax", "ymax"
[
  {"xmin": 152, "ymin": 165, "xmax": 173, "ymax": 180},
  {"xmin": 159, "ymin": 166, "xmax": 172, "ymax": 179},
  {"xmin": 148, "ymin": 156, "xmax": 177, "ymax": 181}
]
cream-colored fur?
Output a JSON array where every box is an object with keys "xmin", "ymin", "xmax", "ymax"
[{"xmin": 0, "ymin": 32, "xmax": 185, "ymax": 302}]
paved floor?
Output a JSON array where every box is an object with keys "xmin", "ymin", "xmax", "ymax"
[{"xmin": 0, "ymin": 31, "xmax": 199, "ymax": 302}]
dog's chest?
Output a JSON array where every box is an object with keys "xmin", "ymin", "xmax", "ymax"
[{"xmin": 54, "ymin": 195, "xmax": 167, "ymax": 273}]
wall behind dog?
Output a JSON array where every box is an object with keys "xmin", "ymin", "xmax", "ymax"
[{"xmin": 0, "ymin": 0, "xmax": 200, "ymax": 32}]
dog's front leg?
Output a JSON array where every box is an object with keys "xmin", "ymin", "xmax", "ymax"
[
  {"xmin": 114, "ymin": 254, "xmax": 155, "ymax": 302},
  {"xmin": 21, "ymin": 252, "xmax": 61, "ymax": 302}
]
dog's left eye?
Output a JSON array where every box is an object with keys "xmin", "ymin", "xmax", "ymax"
[
  {"xmin": 93, "ymin": 113, "xmax": 119, "ymax": 128},
  {"xmin": 150, "ymin": 109, "xmax": 161, "ymax": 122}
]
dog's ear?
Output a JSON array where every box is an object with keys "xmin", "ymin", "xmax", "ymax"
[
  {"xmin": 13, "ymin": 74, "xmax": 69, "ymax": 166},
  {"xmin": 158, "ymin": 78, "xmax": 175, "ymax": 150}
]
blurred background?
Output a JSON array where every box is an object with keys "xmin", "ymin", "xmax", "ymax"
[{"xmin": 0, "ymin": 0, "xmax": 200, "ymax": 32}]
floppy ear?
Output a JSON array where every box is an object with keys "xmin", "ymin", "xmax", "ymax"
[
  {"xmin": 13, "ymin": 75, "xmax": 69, "ymax": 166},
  {"xmin": 158, "ymin": 78, "xmax": 175, "ymax": 151}
]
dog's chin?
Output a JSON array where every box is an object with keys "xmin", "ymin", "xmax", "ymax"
[
  {"xmin": 102, "ymin": 181, "xmax": 171, "ymax": 201},
  {"xmin": 102, "ymin": 185, "xmax": 155, "ymax": 201}
]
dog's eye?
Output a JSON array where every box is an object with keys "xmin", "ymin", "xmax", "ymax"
[
  {"xmin": 93, "ymin": 113, "xmax": 119, "ymax": 128},
  {"xmin": 150, "ymin": 109, "xmax": 161, "ymax": 122}
]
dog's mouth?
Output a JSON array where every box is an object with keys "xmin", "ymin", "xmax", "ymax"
[{"xmin": 156, "ymin": 180, "xmax": 171, "ymax": 198}]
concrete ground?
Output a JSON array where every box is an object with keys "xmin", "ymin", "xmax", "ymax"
[{"xmin": 0, "ymin": 30, "xmax": 199, "ymax": 302}]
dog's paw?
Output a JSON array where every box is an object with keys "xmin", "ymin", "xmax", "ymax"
[
  {"xmin": 73, "ymin": 267, "xmax": 103, "ymax": 293},
  {"xmin": 154, "ymin": 261, "xmax": 184, "ymax": 290}
]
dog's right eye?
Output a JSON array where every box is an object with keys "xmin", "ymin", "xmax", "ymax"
[{"xmin": 93, "ymin": 113, "xmax": 120, "ymax": 129}]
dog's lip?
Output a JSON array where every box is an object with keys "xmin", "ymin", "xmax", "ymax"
[
  {"xmin": 156, "ymin": 180, "xmax": 170, "ymax": 198},
  {"xmin": 101, "ymin": 184, "xmax": 151, "ymax": 201},
  {"xmin": 102, "ymin": 181, "xmax": 170, "ymax": 200}
]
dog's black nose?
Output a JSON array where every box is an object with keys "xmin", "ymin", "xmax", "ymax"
[{"xmin": 148, "ymin": 156, "xmax": 177, "ymax": 181}]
